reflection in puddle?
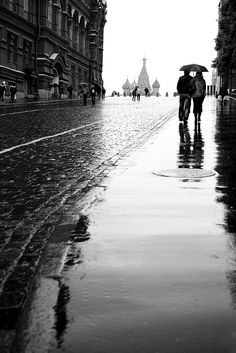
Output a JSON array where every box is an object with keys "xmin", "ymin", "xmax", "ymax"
[
  {"xmin": 215, "ymin": 101, "xmax": 236, "ymax": 309},
  {"xmin": 53, "ymin": 215, "xmax": 89, "ymax": 347},
  {"xmin": 53, "ymin": 283, "xmax": 70, "ymax": 348},
  {"xmin": 178, "ymin": 121, "xmax": 204, "ymax": 171}
]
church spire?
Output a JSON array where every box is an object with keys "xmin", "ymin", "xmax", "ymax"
[{"xmin": 137, "ymin": 56, "xmax": 151, "ymax": 94}]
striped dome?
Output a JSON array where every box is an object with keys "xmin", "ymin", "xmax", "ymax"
[
  {"xmin": 152, "ymin": 79, "xmax": 160, "ymax": 88},
  {"xmin": 122, "ymin": 78, "xmax": 131, "ymax": 90}
]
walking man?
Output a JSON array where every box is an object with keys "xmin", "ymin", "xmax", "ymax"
[{"xmin": 177, "ymin": 70, "xmax": 193, "ymax": 123}]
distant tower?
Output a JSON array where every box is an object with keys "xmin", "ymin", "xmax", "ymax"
[
  {"xmin": 137, "ymin": 57, "xmax": 151, "ymax": 95},
  {"xmin": 152, "ymin": 79, "xmax": 160, "ymax": 96},
  {"xmin": 122, "ymin": 78, "xmax": 131, "ymax": 96}
]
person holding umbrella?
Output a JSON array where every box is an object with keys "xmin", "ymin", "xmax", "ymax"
[
  {"xmin": 178, "ymin": 64, "xmax": 208, "ymax": 124},
  {"xmin": 177, "ymin": 70, "xmax": 193, "ymax": 123},
  {"xmin": 191, "ymin": 72, "xmax": 206, "ymax": 124}
]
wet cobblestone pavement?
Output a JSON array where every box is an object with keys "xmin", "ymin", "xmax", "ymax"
[
  {"xmin": 0, "ymin": 97, "xmax": 178, "ymax": 351},
  {"xmin": 7, "ymin": 97, "xmax": 236, "ymax": 353}
]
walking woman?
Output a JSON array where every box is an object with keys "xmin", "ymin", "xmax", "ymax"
[{"xmin": 191, "ymin": 72, "xmax": 206, "ymax": 124}]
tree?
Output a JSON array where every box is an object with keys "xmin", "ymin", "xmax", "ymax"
[{"xmin": 213, "ymin": 0, "xmax": 236, "ymax": 84}]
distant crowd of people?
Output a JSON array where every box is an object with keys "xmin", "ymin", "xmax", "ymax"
[
  {"xmin": 0, "ymin": 79, "xmax": 106, "ymax": 106},
  {"xmin": 0, "ymin": 81, "xmax": 17, "ymax": 103},
  {"xmin": 67, "ymin": 84, "xmax": 106, "ymax": 106}
]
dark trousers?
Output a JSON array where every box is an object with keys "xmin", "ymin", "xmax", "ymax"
[
  {"xmin": 83, "ymin": 94, "xmax": 87, "ymax": 106},
  {"xmin": 178, "ymin": 95, "xmax": 191, "ymax": 120},
  {"xmin": 192, "ymin": 97, "xmax": 205, "ymax": 114},
  {"xmin": 91, "ymin": 94, "xmax": 95, "ymax": 105}
]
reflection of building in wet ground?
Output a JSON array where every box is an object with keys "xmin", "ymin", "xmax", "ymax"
[
  {"xmin": 178, "ymin": 122, "xmax": 204, "ymax": 169},
  {"xmin": 214, "ymin": 101, "xmax": 236, "ymax": 309},
  {"xmin": 53, "ymin": 216, "xmax": 88, "ymax": 346},
  {"xmin": 54, "ymin": 283, "xmax": 70, "ymax": 348}
]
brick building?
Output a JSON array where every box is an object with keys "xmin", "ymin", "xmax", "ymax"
[{"xmin": 0, "ymin": 0, "xmax": 107, "ymax": 100}]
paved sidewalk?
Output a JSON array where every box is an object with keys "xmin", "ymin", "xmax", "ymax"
[{"xmin": 11, "ymin": 97, "xmax": 236, "ymax": 353}]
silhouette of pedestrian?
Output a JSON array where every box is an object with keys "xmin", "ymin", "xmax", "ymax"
[
  {"xmin": 144, "ymin": 87, "xmax": 149, "ymax": 97},
  {"xmin": 136, "ymin": 86, "xmax": 141, "ymax": 101},
  {"xmin": 191, "ymin": 72, "xmax": 206, "ymax": 124},
  {"xmin": 0, "ymin": 81, "xmax": 6, "ymax": 102},
  {"xmin": 132, "ymin": 87, "xmax": 137, "ymax": 101},
  {"xmin": 102, "ymin": 87, "xmax": 106, "ymax": 99},
  {"xmin": 90, "ymin": 85, "xmax": 96, "ymax": 105},
  {"xmin": 67, "ymin": 85, "xmax": 73, "ymax": 99},
  {"xmin": 82, "ymin": 86, "xmax": 88, "ymax": 106},
  {"xmin": 9, "ymin": 83, "xmax": 16, "ymax": 102}
]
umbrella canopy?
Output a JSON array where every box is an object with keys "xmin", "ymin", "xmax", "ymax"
[{"xmin": 179, "ymin": 64, "xmax": 208, "ymax": 72}]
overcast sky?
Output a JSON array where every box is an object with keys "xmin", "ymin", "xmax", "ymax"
[{"xmin": 102, "ymin": 0, "xmax": 219, "ymax": 95}]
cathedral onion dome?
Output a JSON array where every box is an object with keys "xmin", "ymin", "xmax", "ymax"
[
  {"xmin": 152, "ymin": 79, "xmax": 160, "ymax": 88},
  {"xmin": 122, "ymin": 78, "xmax": 131, "ymax": 90},
  {"xmin": 130, "ymin": 80, "xmax": 137, "ymax": 90}
]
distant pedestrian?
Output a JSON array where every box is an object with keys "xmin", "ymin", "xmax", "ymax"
[
  {"xmin": 82, "ymin": 86, "xmax": 88, "ymax": 106},
  {"xmin": 90, "ymin": 86, "xmax": 96, "ymax": 105},
  {"xmin": 191, "ymin": 72, "xmax": 206, "ymax": 124},
  {"xmin": 132, "ymin": 87, "xmax": 137, "ymax": 101},
  {"xmin": 102, "ymin": 87, "xmax": 106, "ymax": 99},
  {"xmin": 144, "ymin": 87, "xmax": 149, "ymax": 97},
  {"xmin": 136, "ymin": 86, "xmax": 141, "ymax": 101},
  {"xmin": 0, "ymin": 81, "xmax": 6, "ymax": 102},
  {"xmin": 96, "ymin": 85, "xmax": 101, "ymax": 100},
  {"xmin": 9, "ymin": 83, "xmax": 17, "ymax": 102},
  {"xmin": 67, "ymin": 85, "xmax": 73, "ymax": 99}
]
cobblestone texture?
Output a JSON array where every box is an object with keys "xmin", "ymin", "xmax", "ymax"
[{"xmin": 0, "ymin": 97, "xmax": 178, "ymax": 343}]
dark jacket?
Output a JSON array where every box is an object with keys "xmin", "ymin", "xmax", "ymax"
[{"xmin": 177, "ymin": 74, "xmax": 193, "ymax": 94}]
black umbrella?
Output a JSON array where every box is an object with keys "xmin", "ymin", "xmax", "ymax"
[{"xmin": 179, "ymin": 64, "xmax": 208, "ymax": 72}]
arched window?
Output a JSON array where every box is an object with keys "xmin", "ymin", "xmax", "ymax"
[
  {"xmin": 72, "ymin": 12, "xmax": 78, "ymax": 50},
  {"xmin": 85, "ymin": 23, "xmax": 90, "ymax": 57},
  {"xmin": 67, "ymin": 5, "xmax": 72, "ymax": 44},
  {"xmin": 79, "ymin": 17, "xmax": 85, "ymax": 54}
]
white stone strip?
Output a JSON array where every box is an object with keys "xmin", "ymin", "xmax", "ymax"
[
  {"xmin": 0, "ymin": 65, "xmax": 24, "ymax": 74},
  {"xmin": 0, "ymin": 121, "xmax": 100, "ymax": 155}
]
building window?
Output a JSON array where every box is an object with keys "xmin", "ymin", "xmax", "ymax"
[
  {"xmin": 23, "ymin": 40, "xmax": 32, "ymax": 67},
  {"xmin": 71, "ymin": 65, "xmax": 75, "ymax": 88},
  {"xmin": 58, "ymin": 3, "xmax": 62, "ymax": 36},
  {"xmin": 9, "ymin": 0, "xmax": 19, "ymax": 14},
  {"xmin": 78, "ymin": 67, "xmax": 82, "ymax": 83},
  {"xmin": 23, "ymin": 0, "xmax": 33, "ymax": 21},
  {"xmin": 72, "ymin": 12, "xmax": 78, "ymax": 50},
  {"xmin": 24, "ymin": 0, "xmax": 28, "ymax": 12},
  {"xmin": 48, "ymin": 0, "xmax": 53, "ymax": 28},
  {"xmin": 7, "ymin": 32, "xmax": 18, "ymax": 63}
]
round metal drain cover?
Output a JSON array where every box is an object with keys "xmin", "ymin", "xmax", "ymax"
[{"xmin": 153, "ymin": 168, "xmax": 215, "ymax": 179}]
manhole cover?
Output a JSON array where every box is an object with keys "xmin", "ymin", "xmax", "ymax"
[{"xmin": 153, "ymin": 168, "xmax": 215, "ymax": 178}]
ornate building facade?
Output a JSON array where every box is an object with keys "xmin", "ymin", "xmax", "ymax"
[
  {"xmin": 0, "ymin": 0, "xmax": 107, "ymax": 99},
  {"xmin": 122, "ymin": 57, "xmax": 160, "ymax": 96}
]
